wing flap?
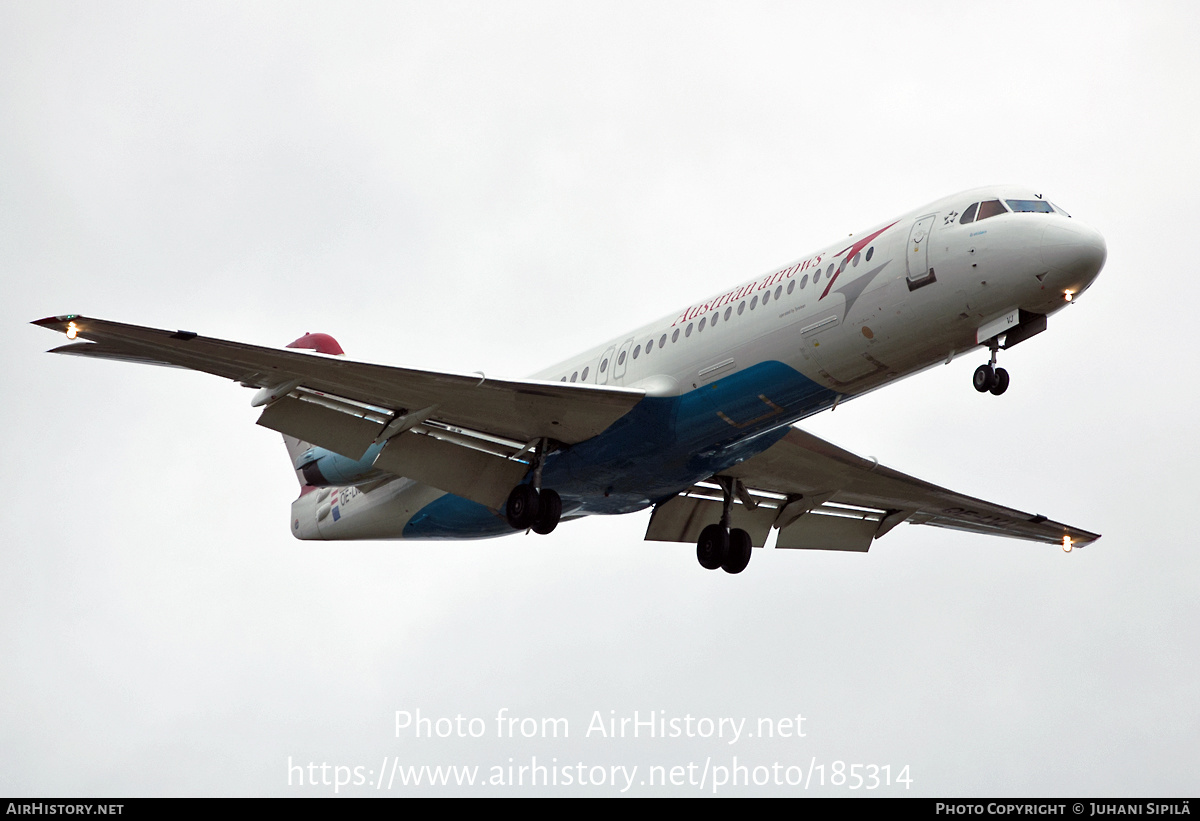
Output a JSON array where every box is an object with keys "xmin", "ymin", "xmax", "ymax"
[
  {"xmin": 645, "ymin": 494, "xmax": 776, "ymax": 547},
  {"xmin": 255, "ymin": 394, "xmax": 385, "ymax": 461},
  {"xmin": 34, "ymin": 315, "xmax": 644, "ymax": 445},
  {"xmin": 253, "ymin": 386, "xmax": 528, "ymax": 510},
  {"xmin": 775, "ymin": 509, "xmax": 879, "ymax": 552},
  {"xmin": 373, "ymin": 431, "xmax": 529, "ymax": 512}
]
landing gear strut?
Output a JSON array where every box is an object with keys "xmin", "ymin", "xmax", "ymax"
[
  {"xmin": 696, "ymin": 477, "xmax": 753, "ymax": 574},
  {"xmin": 973, "ymin": 340, "xmax": 1009, "ymax": 396},
  {"xmin": 505, "ymin": 438, "xmax": 562, "ymax": 534}
]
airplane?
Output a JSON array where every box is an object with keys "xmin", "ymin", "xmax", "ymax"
[{"xmin": 33, "ymin": 185, "xmax": 1107, "ymax": 574}]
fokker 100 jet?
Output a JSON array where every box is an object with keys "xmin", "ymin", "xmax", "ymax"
[{"xmin": 34, "ymin": 185, "xmax": 1106, "ymax": 574}]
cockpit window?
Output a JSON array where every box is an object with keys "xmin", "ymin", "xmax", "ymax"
[
  {"xmin": 1006, "ymin": 199, "xmax": 1054, "ymax": 213},
  {"xmin": 1050, "ymin": 201, "xmax": 1071, "ymax": 217},
  {"xmin": 960, "ymin": 202, "xmax": 979, "ymax": 225},
  {"xmin": 975, "ymin": 199, "xmax": 1008, "ymax": 220}
]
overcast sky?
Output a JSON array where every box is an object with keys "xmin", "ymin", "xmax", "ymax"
[{"xmin": 3, "ymin": 1, "xmax": 1197, "ymax": 796}]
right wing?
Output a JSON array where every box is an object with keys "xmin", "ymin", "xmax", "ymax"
[{"xmin": 646, "ymin": 426, "xmax": 1099, "ymax": 551}]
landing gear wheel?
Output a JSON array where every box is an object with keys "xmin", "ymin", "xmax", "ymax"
[
  {"xmin": 531, "ymin": 488, "xmax": 562, "ymax": 534},
  {"xmin": 696, "ymin": 524, "xmax": 729, "ymax": 570},
  {"xmin": 722, "ymin": 528, "xmax": 753, "ymax": 574},
  {"xmin": 989, "ymin": 367, "xmax": 1010, "ymax": 396},
  {"xmin": 505, "ymin": 484, "xmax": 540, "ymax": 530},
  {"xmin": 973, "ymin": 364, "xmax": 996, "ymax": 393}
]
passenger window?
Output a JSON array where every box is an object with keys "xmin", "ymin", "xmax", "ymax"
[
  {"xmin": 698, "ymin": 317, "xmax": 706, "ymax": 332},
  {"xmin": 787, "ymin": 280, "xmax": 795, "ymax": 295},
  {"xmin": 960, "ymin": 203, "xmax": 979, "ymax": 225},
  {"xmin": 774, "ymin": 285, "xmax": 782, "ymax": 300},
  {"xmin": 866, "ymin": 246, "xmax": 874, "ymax": 261},
  {"xmin": 660, "ymin": 333, "xmax": 668, "ymax": 347},
  {"xmin": 672, "ymin": 329, "xmax": 679, "ymax": 343},
  {"xmin": 600, "ymin": 358, "xmax": 608, "ymax": 373},
  {"xmin": 633, "ymin": 345, "xmax": 641, "ymax": 359},
  {"xmin": 724, "ymin": 307, "xmax": 732, "ymax": 321},
  {"xmin": 571, "ymin": 372, "xmax": 578, "ymax": 382},
  {"xmin": 581, "ymin": 367, "xmax": 589, "ymax": 381}
]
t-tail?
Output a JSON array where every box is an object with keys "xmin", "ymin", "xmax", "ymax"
[{"xmin": 271, "ymin": 332, "xmax": 383, "ymax": 491}]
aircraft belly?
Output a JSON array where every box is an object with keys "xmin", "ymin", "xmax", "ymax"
[
  {"xmin": 402, "ymin": 493, "xmax": 514, "ymax": 539},
  {"xmin": 291, "ymin": 477, "xmax": 474, "ymax": 540},
  {"xmin": 539, "ymin": 360, "xmax": 835, "ymax": 515}
]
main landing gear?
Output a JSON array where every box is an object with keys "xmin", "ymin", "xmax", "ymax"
[
  {"xmin": 973, "ymin": 340, "xmax": 1010, "ymax": 396},
  {"xmin": 696, "ymin": 477, "xmax": 753, "ymax": 574},
  {"xmin": 504, "ymin": 438, "xmax": 562, "ymax": 535},
  {"xmin": 505, "ymin": 483, "xmax": 562, "ymax": 534}
]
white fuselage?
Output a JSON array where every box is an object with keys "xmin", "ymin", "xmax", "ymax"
[
  {"xmin": 292, "ymin": 185, "xmax": 1106, "ymax": 540},
  {"xmin": 534, "ymin": 185, "xmax": 1101, "ymax": 399}
]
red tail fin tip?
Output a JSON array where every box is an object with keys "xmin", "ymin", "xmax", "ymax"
[{"xmin": 286, "ymin": 332, "xmax": 344, "ymax": 355}]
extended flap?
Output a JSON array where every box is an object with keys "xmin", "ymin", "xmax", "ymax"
[
  {"xmin": 645, "ymin": 496, "xmax": 776, "ymax": 547},
  {"xmin": 775, "ymin": 510, "xmax": 878, "ymax": 552},
  {"xmin": 373, "ymin": 432, "xmax": 529, "ymax": 512},
  {"xmin": 256, "ymin": 394, "xmax": 383, "ymax": 460}
]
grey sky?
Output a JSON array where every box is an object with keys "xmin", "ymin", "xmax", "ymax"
[{"xmin": 2, "ymin": 1, "xmax": 1197, "ymax": 796}]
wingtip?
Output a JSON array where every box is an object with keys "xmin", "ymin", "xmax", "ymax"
[{"xmin": 32, "ymin": 314, "xmax": 80, "ymax": 330}]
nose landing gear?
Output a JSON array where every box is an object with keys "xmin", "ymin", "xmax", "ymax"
[{"xmin": 973, "ymin": 341, "xmax": 1010, "ymax": 396}]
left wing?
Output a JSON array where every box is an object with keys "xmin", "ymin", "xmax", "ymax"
[
  {"xmin": 646, "ymin": 427, "xmax": 1099, "ymax": 551},
  {"xmin": 34, "ymin": 315, "xmax": 645, "ymax": 510}
]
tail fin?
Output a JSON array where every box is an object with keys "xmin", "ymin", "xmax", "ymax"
[{"xmin": 281, "ymin": 332, "xmax": 345, "ymax": 489}]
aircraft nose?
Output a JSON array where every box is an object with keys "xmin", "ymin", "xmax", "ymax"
[{"xmin": 1040, "ymin": 219, "xmax": 1107, "ymax": 286}]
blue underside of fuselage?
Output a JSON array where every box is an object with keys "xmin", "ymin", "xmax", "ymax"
[{"xmin": 403, "ymin": 360, "xmax": 837, "ymax": 539}]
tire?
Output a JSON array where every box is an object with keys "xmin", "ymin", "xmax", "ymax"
[
  {"xmin": 722, "ymin": 528, "xmax": 753, "ymax": 574},
  {"xmin": 989, "ymin": 367, "xmax": 1010, "ymax": 396},
  {"xmin": 696, "ymin": 524, "xmax": 729, "ymax": 570},
  {"xmin": 505, "ymin": 484, "xmax": 540, "ymax": 530},
  {"xmin": 973, "ymin": 364, "xmax": 996, "ymax": 392},
  {"xmin": 531, "ymin": 488, "xmax": 562, "ymax": 534}
]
